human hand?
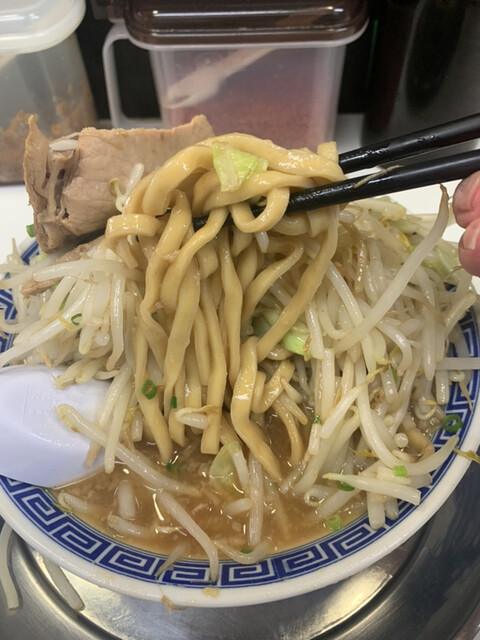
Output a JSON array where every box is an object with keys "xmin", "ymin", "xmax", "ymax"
[{"xmin": 452, "ymin": 172, "xmax": 480, "ymax": 277}]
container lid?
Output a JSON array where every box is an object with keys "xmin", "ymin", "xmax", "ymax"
[
  {"xmin": 98, "ymin": 0, "xmax": 368, "ymax": 47},
  {"xmin": 0, "ymin": 0, "xmax": 86, "ymax": 54}
]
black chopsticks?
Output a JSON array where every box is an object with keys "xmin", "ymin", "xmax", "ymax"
[
  {"xmin": 338, "ymin": 113, "xmax": 480, "ymax": 173},
  {"xmin": 192, "ymin": 113, "xmax": 480, "ymax": 231},
  {"xmin": 281, "ymin": 147, "xmax": 480, "ymax": 215}
]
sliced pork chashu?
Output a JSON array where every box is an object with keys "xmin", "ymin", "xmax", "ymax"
[{"xmin": 23, "ymin": 115, "xmax": 215, "ymax": 252}]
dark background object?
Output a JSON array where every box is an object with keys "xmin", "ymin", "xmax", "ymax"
[
  {"xmin": 362, "ymin": 0, "xmax": 480, "ymax": 159},
  {"xmin": 77, "ymin": 3, "xmax": 159, "ymax": 120}
]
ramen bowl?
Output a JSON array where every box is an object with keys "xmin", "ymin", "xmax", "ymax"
[{"xmin": 0, "ymin": 240, "xmax": 479, "ymax": 608}]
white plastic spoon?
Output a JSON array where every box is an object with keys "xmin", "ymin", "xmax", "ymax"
[{"xmin": 0, "ymin": 365, "xmax": 109, "ymax": 487}]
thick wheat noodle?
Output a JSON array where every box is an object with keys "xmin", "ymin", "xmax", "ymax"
[
  {"xmin": 190, "ymin": 169, "xmax": 223, "ymax": 211},
  {"xmin": 274, "ymin": 208, "xmax": 335, "ymax": 237},
  {"xmin": 106, "ymin": 213, "xmax": 161, "ymax": 244},
  {"xmin": 137, "ymin": 312, "xmax": 167, "ymax": 378},
  {"xmin": 251, "ymin": 360, "xmax": 296, "ymax": 413},
  {"xmin": 256, "ymin": 212, "xmax": 338, "ymax": 361},
  {"xmin": 159, "ymin": 205, "xmax": 228, "ymax": 313},
  {"xmin": 129, "ymin": 145, "xmax": 214, "ymax": 216},
  {"xmin": 272, "ymin": 396, "xmax": 304, "ymax": 465},
  {"xmin": 185, "ymin": 341, "xmax": 203, "ymax": 407},
  {"xmin": 218, "ymin": 229, "xmax": 243, "ymax": 386},
  {"xmin": 163, "ymin": 260, "xmax": 201, "ymax": 418},
  {"xmin": 133, "ymin": 324, "xmax": 172, "ymax": 463},
  {"xmin": 236, "ymin": 238, "xmax": 258, "ymax": 291},
  {"xmin": 192, "ymin": 308, "xmax": 211, "ymax": 386},
  {"xmin": 206, "ymin": 133, "xmax": 345, "ymax": 181},
  {"xmin": 229, "ymin": 187, "xmax": 290, "ymax": 233},
  {"xmin": 241, "ymin": 236, "xmax": 304, "ymax": 323},
  {"xmin": 201, "ymin": 172, "xmax": 314, "ymax": 213},
  {"xmin": 168, "ymin": 368, "xmax": 187, "ymax": 445},
  {"xmin": 231, "ymin": 338, "xmax": 282, "ymax": 482},
  {"xmin": 140, "ymin": 192, "xmax": 192, "ymax": 316},
  {"xmin": 199, "ymin": 278, "xmax": 227, "ymax": 454}
]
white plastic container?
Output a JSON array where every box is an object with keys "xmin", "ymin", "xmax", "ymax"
[
  {"xmin": 101, "ymin": 0, "xmax": 368, "ymax": 149},
  {"xmin": 0, "ymin": 0, "xmax": 96, "ymax": 183}
]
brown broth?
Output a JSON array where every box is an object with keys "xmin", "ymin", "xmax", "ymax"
[{"xmin": 54, "ymin": 427, "xmax": 366, "ymax": 560}]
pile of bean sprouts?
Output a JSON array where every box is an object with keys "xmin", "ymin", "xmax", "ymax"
[{"xmin": 0, "ymin": 133, "xmax": 478, "ymax": 581}]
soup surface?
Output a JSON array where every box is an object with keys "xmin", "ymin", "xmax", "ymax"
[{"xmin": 54, "ymin": 418, "xmax": 366, "ymax": 559}]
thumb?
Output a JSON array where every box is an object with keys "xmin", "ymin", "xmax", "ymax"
[{"xmin": 459, "ymin": 218, "xmax": 480, "ymax": 277}]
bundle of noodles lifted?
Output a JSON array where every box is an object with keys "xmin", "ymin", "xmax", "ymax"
[{"xmin": 0, "ymin": 129, "xmax": 477, "ymax": 581}]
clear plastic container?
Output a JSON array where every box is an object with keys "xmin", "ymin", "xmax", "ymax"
[
  {"xmin": 0, "ymin": 0, "xmax": 97, "ymax": 183},
  {"xmin": 100, "ymin": 0, "xmax": 368, "ymax": 149}
]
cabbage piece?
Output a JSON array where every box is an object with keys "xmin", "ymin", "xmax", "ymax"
[
  {"xmin": 421, "ymin": 241, "xmax": 460, "ymax": 278},
  {"xmin": 212, "ymin": 141, "xmax": 268, "ymax": 192},
  {"xmin": 209, "ymin": 440, "xmax": 242, "ymax": 492}
]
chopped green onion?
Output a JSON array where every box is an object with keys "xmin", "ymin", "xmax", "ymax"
[
  {"xmin": 170, "ymin": 396, "xmax": 177, "ymax": 409},
  {"xmin": 141, "ymin": 379, "xmax": 157, "ymax": 399},
  {"xmin": 337, "ymin": 481, "xmax": 354, "ymax": 491},
  {"xmin": 70, "ymin": 313, "xmax": 82, "ymax": 326},
  {"xmin": 166, "ymin": 458, "xmax": 182, "ymax": 475},
  {"xmin": 313, "ymin": 414, "xmax": 322, "ymax": 424},
  {"xmin": 26, "ymin": 224, "xmax": 35, "ymax": 238},
  {"xmin": 280, "ymin": 326, "xmax": 311, "ymax": 359},
  {"xmin": 393, "ymin": 465, "xmax": 407, "ymax": 477},
  {"xmin": 441, "ymin": 414, "xmax": 463, "ymax": 433},
  {"xmin": 326, "ymin": 514, "xmax": 343, "ymax": 531},
  {"xmin": 260, "ymin": 309, "xmax": 311, "ymax": 359},
  {"xmin": 390, "ymin": 366, "xmax": 398, "ymax": 384},
  {"xmin": 240, "ymin": 548, "xmax": 253, "ymax": 554}
]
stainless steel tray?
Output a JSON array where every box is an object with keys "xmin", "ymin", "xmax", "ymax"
[{"xmin": 1, "ymin": 462, "xmax": 479, "ymax": 640}]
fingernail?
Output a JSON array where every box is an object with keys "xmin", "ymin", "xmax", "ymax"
[
  {"xmin": 459, "ymin": 219, "xmax": 480, "ymax": 277},
  {"xmin": 461, "ymin": 218, "xmax": 480, "ymax": 251},
  {"xmin": 453, "ymin": 173, "xmax": 480, "ymax": 228}
]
